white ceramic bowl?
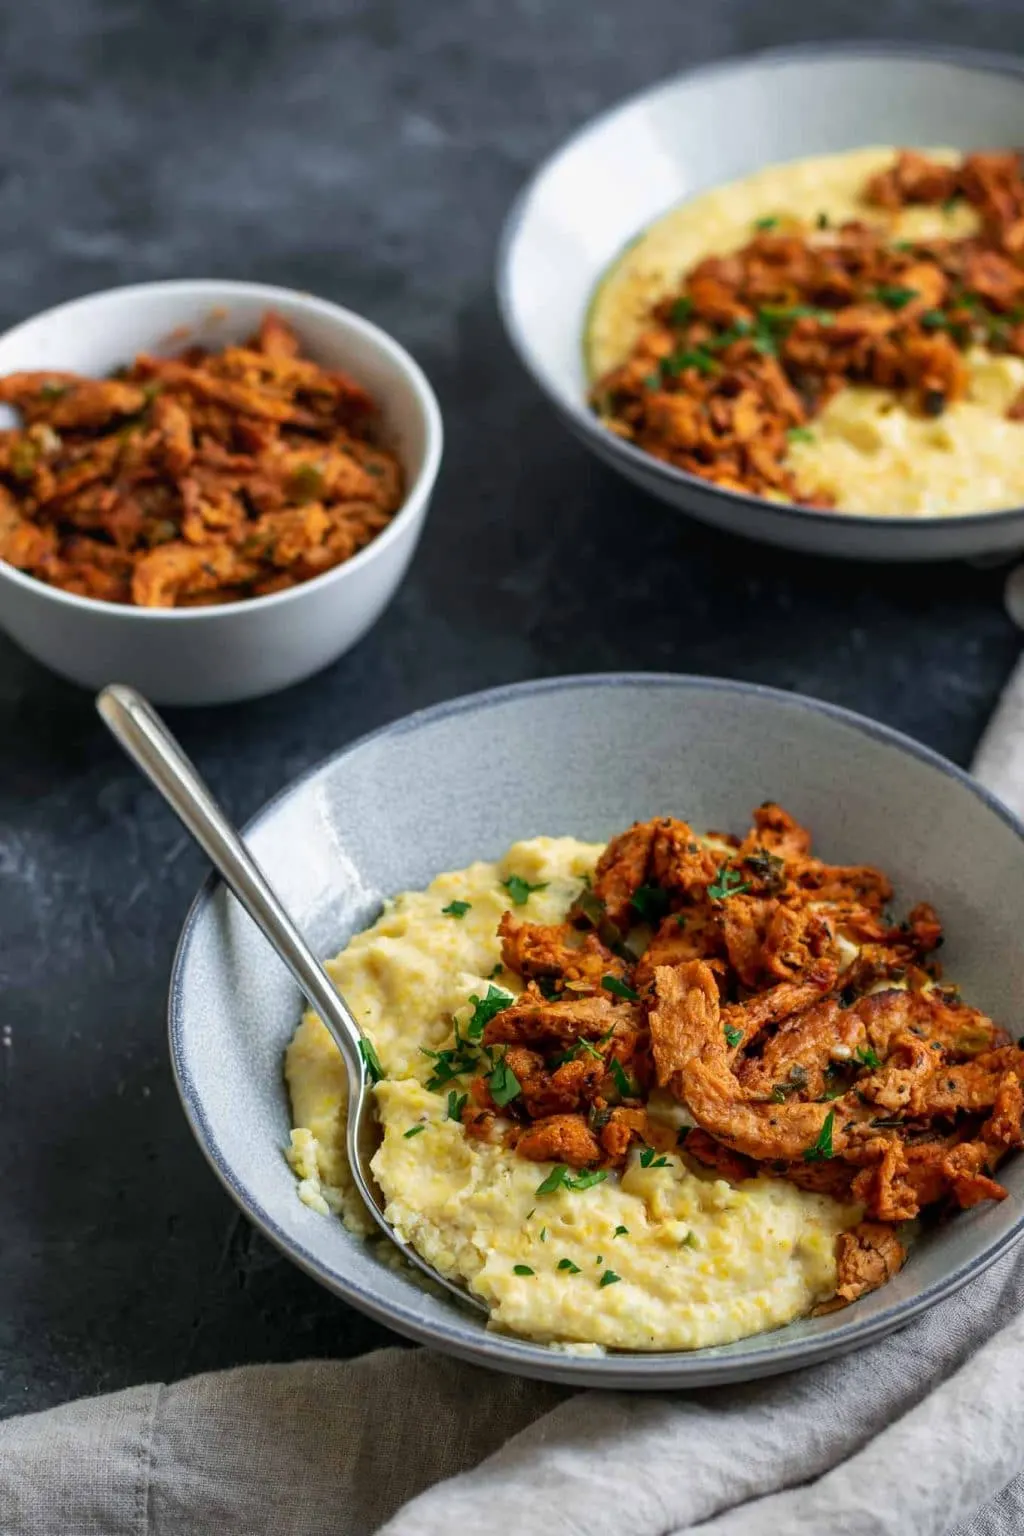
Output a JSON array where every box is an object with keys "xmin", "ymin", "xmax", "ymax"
[
  {"xmin": 0, "ymin": 280, "xmax": 442, "ymax": 704},
  {"xmin": 171, "ymin": 675, "xmax": 1024, "ymax": 1389},
  {"xmin": 498, "ymin": 45, "xmax": 1024, "ymax": 561}
]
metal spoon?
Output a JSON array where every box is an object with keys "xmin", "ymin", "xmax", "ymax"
[{"xmin": 96, "ymin": 683, "xmax": 487, "ymax": 1315}]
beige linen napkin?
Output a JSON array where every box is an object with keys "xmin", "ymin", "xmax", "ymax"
[{"xmin": 7, "ymin": 690, "xmax": 1024, "ymax": 1536}]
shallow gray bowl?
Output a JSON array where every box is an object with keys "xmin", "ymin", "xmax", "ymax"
[
  {"xmin": 497, "ymin": 44, "xmax": 1024, "ymax": 561},
  {"xmin": 170, "ymin": 675, "xmax": 1024, "ymax": 1388}
]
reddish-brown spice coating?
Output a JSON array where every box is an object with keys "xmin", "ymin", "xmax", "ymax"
[
  {"xmin": 0, "ymin": 312, "xmax": 403, "ymax": 606},
  {"xmin": 591, "ymin": 150, "xmax": 1024, "ymax": 504},
  {"xmin": 475, "ymin": 801, "xmax": 1021, "ymax": 1309}
]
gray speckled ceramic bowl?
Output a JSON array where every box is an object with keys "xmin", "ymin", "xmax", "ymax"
[
  {"xmin": 497, "ymin": 44, "xmax": 1024, "ymax": 561},
  {"xmin": 169, "ymin": 675, "xmax": 1024, "ymax": 1388}
]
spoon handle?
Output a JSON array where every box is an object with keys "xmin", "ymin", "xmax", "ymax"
[{"xmin": 96, "ymin": 684, "xmax": 366, "ymax": 1088}]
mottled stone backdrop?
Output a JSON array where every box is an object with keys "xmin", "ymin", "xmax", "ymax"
[{"xmin": 1, "ymin": 0, "xmax": 1021, "ymax": 1415}]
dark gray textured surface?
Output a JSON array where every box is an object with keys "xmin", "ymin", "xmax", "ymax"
[{"xmin": 1, "ymin": 0, "xmax": 1022, "ymax": 1420}]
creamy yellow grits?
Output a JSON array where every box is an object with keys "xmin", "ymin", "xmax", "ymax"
[
  {"xmin": 587, "ymin": 146, "xmax": 1024, "ymax": 518},
  {"xmin": 285, "ymin": 836, "xmax": 860, "ymax": 1352}
]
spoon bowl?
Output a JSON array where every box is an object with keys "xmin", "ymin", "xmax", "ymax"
[{"xmin": 96, "ymin": 684, "xmax": 486, "ymax": 1315}]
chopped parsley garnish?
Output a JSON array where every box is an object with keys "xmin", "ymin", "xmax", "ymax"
[
  {"xmin": 446, "ymin": 1089, "xmax": 468, "ymax": 1121},
  {"xmin": 464, "ymin": 983, "xmax": 514, "ymax": 1039},
  {"xmin": 539, "ymin": 1227, "xmax": 547, "ymax": 1242},
  {"xmin": 638, "ymin": 1146, "xmax": 670, "ymax": 1168},
  {"xmin": 614, "ymin": 1225, "xmax": 629, "ymax": 1238},
  {"xmin": 816, "ymin": 210, "xmax": 829, "ymax": 229},
  {"xmin": 421, "ymin": 1036, "xmax": 480, "ymax": 1090},
  {"xmin": 892, "ymin": 239, "xmax": 916, "ymax": 252},
  {"xmin": 513, "ymin": 1264, "xmax": 535, "ymax": 1276},
  {"xmin": 707, "ymin": 866, "xmax": 751, "ymax": 902},
  {"xmin": 920, "ymin": 309, "xmax": 949, "ymax": 331},
  {"xmin": 787, "ymin": 426, "xmax": 815, "ymax": 443},
  {"xmin": 682, "ymin": 1231, "xmax": 699, "ymax": 1249},
  {"xmin": 770, "ymin": 1066, "xmax": 808, "ymax": 1103},
  {"xmin": 290, "ymin": 462, "xmax": 326, "ymax": 502},
  {"xmin": 421, "ymin": 998, "xmax": 499, "ymax": 1089},
  {"xmin": 442, "ymin": 899, "xmax": 471, "ymax": 918},
  {"xmin": 558, "ymin": 1258, "xmax": 581, "ymax": 1274},
  {"xmin": 602, "ymin": 975, "xmax": 639, "ymax": 1002},
  {"xmin": 489, "ymin": 962, "xmax": 504, "ymax": 978},
  {"xmin": 759, "ymin": 303, "xmax": 834, "ymax": 326},
  {"xmin": 710, "ymin": 317, "xmax": 754, "ymax": 349},
  {"xmin": 662, "ymin": 346, "xmax": 717, "ymax": 378},
  {"xmin": 555, "ymin": 1030, "xmax": 608, "ymax": 1068},
  {"xmin": 403, "ymin": 1124, "xmax": 426, "ymax": 1138},
  {"xmin": 573, "ymin": 887, "xmax": 606, "ymax": 930},
  {"xmin": 803, "ymin": 1108, "xmax": 836, "ymax": 1162},
  {"xmin": 536, "ymin": 1165, "xmax": 569, "ymax": 1195},
  {"xmin": 609, "ymin": 1056, "xmax": 639, "ymax": 1098},
  {"xmin": 502, "ymin": 875, "xmax": 548, "ymax": 906},
  {"xmin": 535, "ymin": 1165, "xmax": 608, "ymax": 1196},
  {"xmin": 754, "ymin": 215, "xmax": 779, "ymax": 230},
  {"xmin": 39, "ymin": 380, "xmax": 68, "ymax": 400},
  {"xmin": 873, "ymin": 284, "xmax": 918, "ymax": 309},
  {"xmin": 855, "ymin": 1045, "xmax": 882, "ymax": 1069},
  {"xmin": 723, "ymin": 1023, "xmax": 744, "ymax": 1049},
  {"xmin": 566, "ymin": 1169, "xmax": 607, "ymax": 1191},
  {"xmin": 644, "ymin": 373, "xmax": 661, "ymax": 389},
  {"xmin": 599, "ymin": 1269, "xmax": 622, "ymax": 1287},
  {"xmin": 743, "ymin": 847, "xmax": 786, "ymax": 891},
  {"xmin": 942, "ymin": 195, "xmax": 960, "ymax": 214},
  {"xmin": 359, "ymin": 1038, "xmax": 384, "ymax": 1084},
  {"xmin": 669, "ymin": 295, "xmax": 694, "ymax": 324},
  {"xmin": 630, "ymin": 884, "xmax": 670, "ymax": 924},
  {"xmin": 488, "ymin": 1055, "xmax": 522, "ymax": 1107},
  {"xmin": 417, "ymin": 995, "xmax": 509, "ymax": 1093}
]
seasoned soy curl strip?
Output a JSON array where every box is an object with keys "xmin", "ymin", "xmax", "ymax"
[
  {"xmin": 0, "ymin": 311, "xmax": 404, "ymax": 607},
  {"xmin": 590, "ymin": 149, "xmax": 1024, "ymax": 502},
  {"xmin": 478, "ymin": 800, "xmax": 1024, "ymax": 1310}
]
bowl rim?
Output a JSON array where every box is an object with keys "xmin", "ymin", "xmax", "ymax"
[
  {"xmin": 0, "ymin": 278, "xmax": 443, "ymax": 620},
  {"xmin": 496, "ymin": 39, "xmax": 1024, "ymax": 533},
  {"xmin": 168, "ymin": 672, "xmax": 1024, "ymax": 1386}
]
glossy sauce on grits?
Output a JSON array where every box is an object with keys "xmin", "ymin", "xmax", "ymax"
[
  {"xmin": 285, "ymin": 837, "xmax": 859, "ymax": 1352},
  {"xmin": 587, "ymin": 146, "xmax": 1024, "ymax": 517}
]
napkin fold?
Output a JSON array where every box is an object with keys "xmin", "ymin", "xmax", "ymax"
[
  {"xmin": 6, "ymin": 676, "xmax": 1024, "ymax": 1536},
  {"xmin": 971, "ymin": 654, "xmax": 1024, "ymax": 825},
  {"xmin": 3, "ymin": 1254, "xmax": 1024, "ymax": 1536}
]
